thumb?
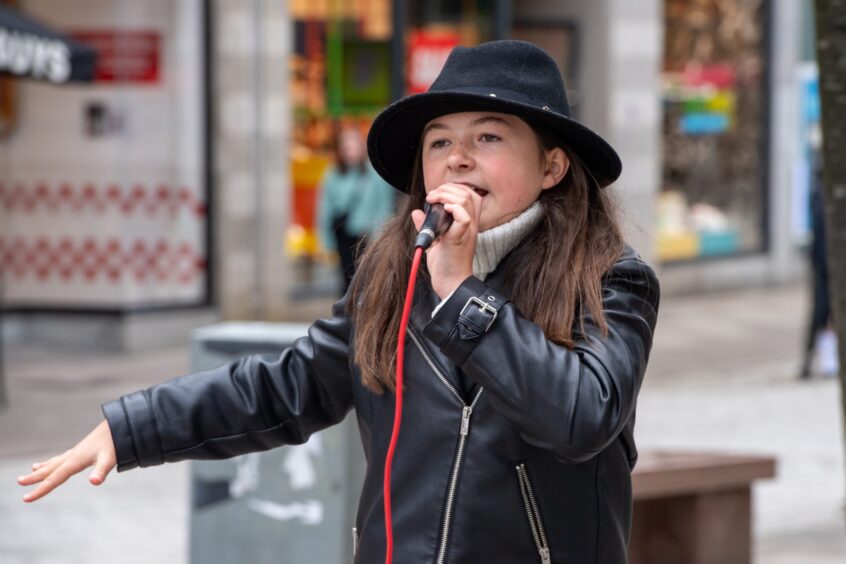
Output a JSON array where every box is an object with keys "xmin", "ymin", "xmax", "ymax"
[
  {"xmin": 89, "ymin": 456, "xmax": 115, "ymax": 486},
  {"xmin": 411, "ymin": 209, "xmax": 425, "ymax": 232}
]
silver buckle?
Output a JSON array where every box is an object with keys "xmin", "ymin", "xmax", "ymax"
[{"xmin": 461, "ymin": 296, "xmax": 498, "ymax": 332}]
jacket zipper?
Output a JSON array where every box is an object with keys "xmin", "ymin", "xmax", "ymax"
[
  {"xmin": 516, "ymin": 463, "xmax": 552, "ymax": 564},
  {"xmin": 352, "ymin": 526, "xmax": 358, "ymax": 558},
  {"xmin": 408, "ymin": 328, "xmax": 483, "ymax": 564}
]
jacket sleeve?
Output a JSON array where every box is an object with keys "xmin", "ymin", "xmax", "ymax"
[
  {"xmin": 102, "ymin": 298, "xmax": 355, "ymax": 472},
  {"xmin": 422, "ymin": 254, "xmax": 659, "ymax": 463}
]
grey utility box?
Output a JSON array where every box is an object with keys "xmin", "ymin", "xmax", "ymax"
[{"xmin": 189, "ymin": 322, "xmax": 365, "ymax": 564}]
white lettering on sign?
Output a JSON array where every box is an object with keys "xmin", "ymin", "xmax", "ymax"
[
  {"xmin": 0, "ymin": 27, "xmax": 71, "ymax": 83},
  {"xmin": 281, "ymin": 434, "xmax": 323, "ymax": 491},
  {"xmin": 246, "ymin": 498, "xmax": 324, "ymax": 525},
  {"xmin": 410, "ymin": 47, "xmax": 451, "ymax": 92},
  {"xmin": 229, "ymin": 453, "xmax": 260, "ymax": 499}
]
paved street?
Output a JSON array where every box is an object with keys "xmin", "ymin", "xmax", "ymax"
[{"xmin": 1, "ymin": 283, "xmax": 845, "ymax": 563}]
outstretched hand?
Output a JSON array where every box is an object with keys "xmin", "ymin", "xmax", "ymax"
[{"xmin": 17, "ymin": 419, "xmax": 117, "ymax": 502}]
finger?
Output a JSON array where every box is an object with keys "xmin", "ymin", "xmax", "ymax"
[
  {"xmin": 31, "ymin": 454, "xmax": 61, "ymax": 471},
  {"xmin": 18, "ymin": 456, "xmax": 64, "ymax": 486},
  {"xmin": 443, "ymin": 202, "xmax": 472, "ymax": 225},
  {"xmin": 426, "ymin": 186, "xmax": 480, "ymax": 216},
  {"xmin": 441, "ymin": 204, "xmax": 475, "ymax": 241},
  {"xmin": 434, "ymin": 182, "xmax": 483, "ymax": 201},
  {"xmin": 411, "ymin": 209, "xmax": 425, "ymax": 231},
  {"xmin": 426, "ymin": 184, "xmax": 474, "ymax": 204},
  {"xmin": 23, "ymin": 461, "xmax": 85, "ymax": 503},
  {"xmin": 89, "ymin": 455, "xmax": 116, "ymax": 486}
]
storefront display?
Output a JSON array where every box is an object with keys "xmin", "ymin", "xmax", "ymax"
[
  {"xmin": 288, "ymin": 1, "xmax": 392, "ymax": 273},
  {"xmin": 659, "ymin": 0, "xmax": 769, "ymax": 262},
  {"xmin": 286, "ymin": 0, "xmax": 504, "ymax": 296}
]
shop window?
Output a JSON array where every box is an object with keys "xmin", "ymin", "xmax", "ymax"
[
  {"xmin": 288, "ymin": 0, "xmax": 393, "ymax": 298},
  {"xmin": 658, "ymin": 0, "xmax": 770, "ymax": 263},
  {"xmin": 287, "ymin": 0, "xmax": 504, "ymax": 298}
]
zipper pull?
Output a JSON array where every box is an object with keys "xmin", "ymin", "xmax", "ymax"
[
  {"xmin": 352, "ymin": 527, "xmax": 358, "ymax": 556},
  {"xmin": 540, "ymin": 547, "xmax": 551, "ymax": 564},
  {"xmin": 460, "ymin": 406, "xmax": 472, "ymax": 436}
]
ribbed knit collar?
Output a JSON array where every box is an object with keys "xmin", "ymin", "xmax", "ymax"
[{"xmin": 473, "ymin": 200, "xmax": 544, "ymax": 280}]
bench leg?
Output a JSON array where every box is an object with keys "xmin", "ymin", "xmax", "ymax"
[{"xmin": 629, "ymin": 487, "xmax": 752, "ymax": 564}]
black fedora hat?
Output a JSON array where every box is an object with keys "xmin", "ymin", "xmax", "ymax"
[{"xmin": 367, "ymin": 40, "xmax": 622, "ymax": 192}]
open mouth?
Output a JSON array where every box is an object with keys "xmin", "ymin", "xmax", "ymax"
[{"xmin": 457, "ymin": 182, "xmax": 489, "ymax": 197}]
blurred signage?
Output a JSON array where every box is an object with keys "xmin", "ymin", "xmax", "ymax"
[
  {"xmin": 71, "ymin": 30, "xmax": 160, "ymax": 83},
  {"xmin": 407, "ymin": 31, "xmax": 458, "ymax": 94},
  {"xmin": 0, "ymin": 28, "xmax": 71, "ymax": 82},
  {"xmin": 0, "ymin": 5, "xmax": 97, "ymax": 83},
  {"xmin": 664, "ymin": 63, "xmax": 736, "ymax": 136}
]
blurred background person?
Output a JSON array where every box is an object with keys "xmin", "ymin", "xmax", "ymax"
[
  {"xmin": 800, "ymin": 123, "xmax": 838, "ymax": 379},
  {"xmin": 316, "ymin": 121, "xmax": 394, "ymax": 295}
]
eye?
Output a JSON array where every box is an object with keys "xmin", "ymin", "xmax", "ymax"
[
  {"xmin": 479, "ymin": 133, "xmax": 501, "ymax": 143},
  {"xmin": 428, "ymin": 139, "xmax": 449, "ymax": 149}
]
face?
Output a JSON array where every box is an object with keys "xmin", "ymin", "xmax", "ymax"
[
  {"xmin": 338, "ymin": 127, "xmax": 366, "ymax": 165},
  {"xmin": 421, "ymin": 111, "xmax": 568, "ymax": 231}
]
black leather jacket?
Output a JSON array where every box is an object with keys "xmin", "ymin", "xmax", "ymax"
[{"xmin": 103, "ymin": 244, "xmax": 659, "ymax": 564}]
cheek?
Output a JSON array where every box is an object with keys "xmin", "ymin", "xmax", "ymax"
[
  {"xmin": 493, "ymin": 167, "xmax": 544, "ymax": 206},
  {"xmin": 421, "ymin": 161, "xmax": 440, "ymax": 191},
  {"xmin": 491, "ymin": 163, "xmax": 538, "ymax": 188}
]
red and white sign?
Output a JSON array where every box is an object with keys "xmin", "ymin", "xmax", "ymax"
[
  {"xmin": 682, "ymin": 63, "xmax": 736, "ymax": 89},
  {"xmin": 407, "ymin": 31, "xmax": 459, "ymax": 94},
  {"xmin": 71, "ymin": 30, "xmax": 160, "ymax": 83}
]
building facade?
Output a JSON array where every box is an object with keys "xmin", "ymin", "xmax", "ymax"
[{"xmin": 0, "ymin": 0, "xmax": 813, "ymax": 350}]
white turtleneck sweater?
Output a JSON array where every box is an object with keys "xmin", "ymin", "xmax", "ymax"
[{"xmin": 432, "ymin": 200, "xmax": 544, "ymax": 316}]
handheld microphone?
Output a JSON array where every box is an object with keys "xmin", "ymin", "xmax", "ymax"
[{"xmin": 414, "ymin": 203, "xmax": 454, "ymax": 249}]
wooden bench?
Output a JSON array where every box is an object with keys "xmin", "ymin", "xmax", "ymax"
[{"xmin": 629, "ymin": 450, "xmax": 777, "ymax": 564}]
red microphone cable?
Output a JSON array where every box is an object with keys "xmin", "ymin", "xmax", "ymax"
[
  {"xmin": 383, "ymin": 245, "xmax": 423, "ymax": 564},
  {"xmin": 384, "ymin": 203, "xmax": 452, "ymax": 564}
]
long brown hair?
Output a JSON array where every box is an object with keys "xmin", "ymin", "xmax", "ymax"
[{"xmin": 348, "ymin": 126, "xmax": 624, "ymax": 393}]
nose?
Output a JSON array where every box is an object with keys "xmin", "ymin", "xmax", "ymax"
[{"xmin": 446, "ymin": 141, "xmax": 474, "ymax": 171}]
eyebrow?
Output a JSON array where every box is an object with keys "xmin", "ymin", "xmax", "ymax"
[{"xmin": 422, "ymin": 115, "xmax": 513, "ymax": 137}]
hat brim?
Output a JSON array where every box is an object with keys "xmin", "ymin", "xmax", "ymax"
[{"xmin": 367, "ymin": 91, "xmax": 622, "ymax": 192}]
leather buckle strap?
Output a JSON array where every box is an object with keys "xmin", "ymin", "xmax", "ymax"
[
  {"xmin": 461, "ymin": 296, "xmax": 498, "ymax": 332},
  {"xmin": 458, "ymin": 294, "xmax": 504, "ymax": 340}
]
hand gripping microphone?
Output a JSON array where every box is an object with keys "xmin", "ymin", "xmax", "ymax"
[{"xmin": 414, "ymin": 203, "xmax": 454, "ymax": 249}]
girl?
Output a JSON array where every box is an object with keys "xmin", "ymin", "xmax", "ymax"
[{"xmin": 18, "ymin": 40, "xmax": 659, "ymax": 564}]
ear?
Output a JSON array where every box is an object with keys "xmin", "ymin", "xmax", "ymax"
[{"xmin": 541, "ymin": 148, "xmax": 569, "ymax": 190}]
